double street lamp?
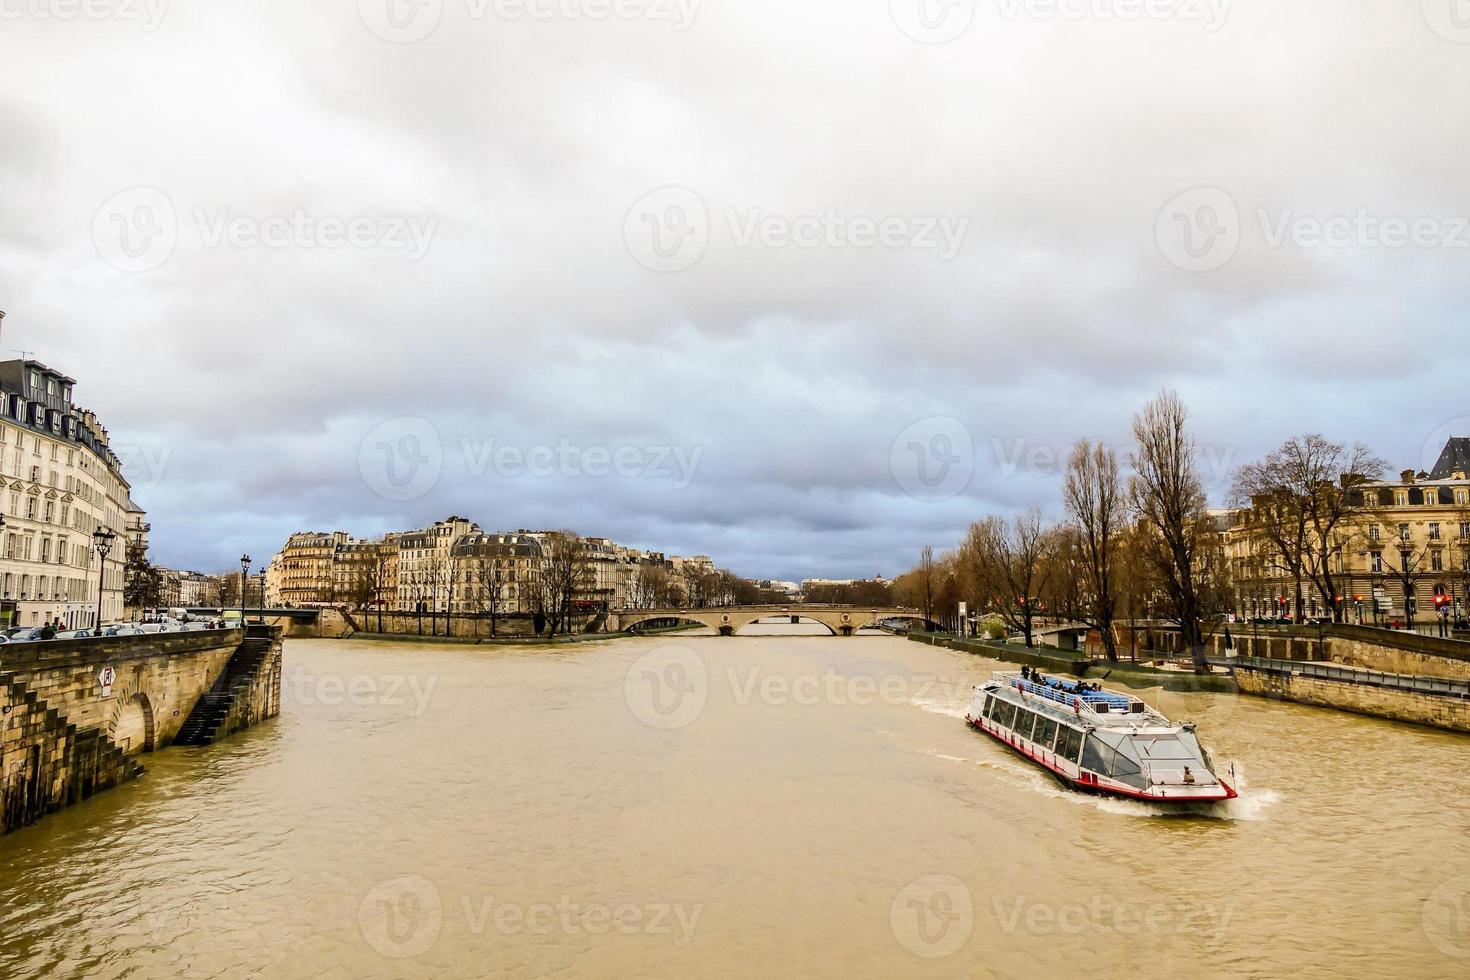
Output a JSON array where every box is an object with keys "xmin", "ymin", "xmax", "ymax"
[
  {"xmin": 93, "ymin": 527, "xmax": 116, "ymax": 636},
  {"xmin": 240, "ymin": 554, "xmax": 251, "ymax": 628}
]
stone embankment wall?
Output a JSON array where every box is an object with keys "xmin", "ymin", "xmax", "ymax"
[
  {"xmin": 1322, "ymin": 626, "xmax": 1470, "ymax": 681},
  {"xmin": 337, "ymin": 611, "xmax": 600, "ymax": 640},
  {"xmin": 0, "ymin": 627, "xmax": 283, "ymax": 834},
  {"xmin": 1232, "ymin": 668, "xmax": 1470, "ymax": 733},
  {"xmin": 1130, "ymin": 625, "xmax": 1470, "ymax": 681}
]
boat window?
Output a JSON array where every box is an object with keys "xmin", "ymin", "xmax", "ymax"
[
  {"xmin": 998, "ymin": 701, "xmax": 1018, "ymax": 729},
  {"xmin": 983, "ymin": 695, "xmax": 997, "ymax": 720},
  {"xmin": 1036, "ymin": 717, "xmax": 1058, "ymax": 750},
  {"xmin": 1056, "ymin": 726, "xmax": 1083, "ymax": 763},
  {"xmin": 1081, "ymin": 737, "xmax": 1113, "ymax": 776},
  {"xmin": 1019, "ymin": 710, "xmax": 1038, "ymax": 741},
  {"xmin": 1136, "ymin": 737, "xmax": 1198, "ymax": 761}
]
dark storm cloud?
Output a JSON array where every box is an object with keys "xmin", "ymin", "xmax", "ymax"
[{"xmin": 1, "ymin": 1, "xmax": 1468, "ymax": 578}]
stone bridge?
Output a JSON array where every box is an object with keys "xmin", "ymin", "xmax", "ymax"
[
  {"xmin": 609, "ymin": 605, "xmax": 936, "ymax": 636},
  {"xmin": 1, "ymin": 625, "xmax": 283, "ymax": 834}
]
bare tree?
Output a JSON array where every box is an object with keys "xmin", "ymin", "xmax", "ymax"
[
  {"xmin": 1378, "ymin": 527, "xmax": 1428, "ymax": 628},
  {"xmin": 1128, "ymin": 391, "xmax": 1210, "ymax": 671},
  {"xmin": 365, "ymin": 546, "xmax": 392, "ymax": 633},
  {"xmin": 535, "ymin": 531, "xmax": 593, "ymax": 635},
  {"xmin": 1063, "ymin": 440, "xmax": 1124, "ymax": 661},
  {"xmin": 1233, "ymin": 435, "xmax": 1384, "ymax": 621},
  {"xmin": 964, "ymin": 509, "xmax": 1053, "ymax": 648},
  {"xmin": 917, "ymin": 545, "xmax": 936, "ymax": 627},
  {"xmin": 420, "ymin": 558, "xmax": 451, "ymax": 636}
]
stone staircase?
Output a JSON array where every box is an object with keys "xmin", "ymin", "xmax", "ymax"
[
  {"xmin": 0, "ymin": 671, "xmax": 142, "ymax": 833},
  {"xmin": 174, "ymin": 638, "xmax": 272, "ymax": 746}
]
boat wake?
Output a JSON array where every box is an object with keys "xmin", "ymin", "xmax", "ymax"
[
  {"xmin": 910, "ymin": 697, "xmax": 969, "ymax": 720},
  {"xmin": 916, "ymin": 743, "xmax": 1282, "ymax": 822}
]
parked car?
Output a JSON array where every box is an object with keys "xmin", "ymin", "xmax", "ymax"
[
  {"xmin": 108, "ymin": 625, "xmax": 146, "ymax": 636},
  {"xmin": 6, "ymin": 628, "xmax": 45, "ymax": 642},
  {"xmin": 52, "ymin": 629, "xmax": 87, "ymax": 640}
]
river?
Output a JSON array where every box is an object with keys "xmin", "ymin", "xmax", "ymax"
[{"xmin": 1, "ymin": 630, "xmax": 1467, "ymax": 978}]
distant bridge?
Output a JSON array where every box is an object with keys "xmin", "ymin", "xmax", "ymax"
[{"xmin": 609, "ymin": 605, "xmax": 938, "ymax": 637}]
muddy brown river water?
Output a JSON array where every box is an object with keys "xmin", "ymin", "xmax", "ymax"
[{"xmin": 1, "ymin": 631, "xmax": 1467, "ymax": 978}]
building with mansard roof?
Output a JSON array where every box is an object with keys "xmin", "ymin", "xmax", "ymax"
[{"xmin": 0, "ymin": 357, "xmax": 135, "ymax": 629}]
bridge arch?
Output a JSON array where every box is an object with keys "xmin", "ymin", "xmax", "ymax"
[
  {"xmin": 621, "ymin": 614, "xmax": 720, "ymax": 636},
  {"xmin": 732, "ymin": 614, "xmax": 838, "ymax": 637},
  {"xmin": 108, "ymin": 691, "xmax": 156, "ymax": 756}
]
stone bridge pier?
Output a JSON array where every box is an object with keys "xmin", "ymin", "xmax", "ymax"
[{"xmin": 1, "ymin": 625, "xmax": 283, "ymax": 834}]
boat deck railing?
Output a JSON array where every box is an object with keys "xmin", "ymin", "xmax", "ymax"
[{"xmin": 994, "ymin": 672, "xmax": 1164, "ymax": 724}]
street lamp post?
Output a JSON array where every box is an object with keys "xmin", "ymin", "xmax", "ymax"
[
  {"xmin": 239, "ymin": 554, "xmax": 251, "ymax": 629},
  {"xmin": 92, "ymin": 528, "xmax": 116, "ymax": 636},
  {"xmin": 258, "ymin": 567, "xmax": 267, "ymax": 623}
]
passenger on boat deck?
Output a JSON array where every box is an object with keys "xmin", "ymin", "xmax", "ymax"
[
  {"xmin": 1021, "ymin": 665, "xmax": 1032, "ymax": 680},
  {"xmin": 1183, "ymin": 766, "xmax": 1196, "ymax": 785}
]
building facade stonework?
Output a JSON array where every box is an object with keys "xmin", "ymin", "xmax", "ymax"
[
  {"xmin": 1226, "ymin": 442, "xmax": 1470, "ymax": 625},
  {"xmin": 0, "ymin": 359, "xmax": 135, "ymax": 629}
]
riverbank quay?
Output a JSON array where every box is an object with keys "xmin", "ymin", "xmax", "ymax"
[
  {"xmin": 905, "ymin": 632, "xmax": 1235, "ymax": 692},
  {"xmin": 1, "ymin": 625, "xmax": 283, "ymax": 834},
  {"xmin": 339, "ymin": 622, "xmax": 703, "ymax": 647},
  {"xmin": 1217, "ymin": 655, "xmax": 1470, "ymax": 734},
  {"xmin": 908, "ymin": 629, "xmax": 1470, "ymax": 733}
]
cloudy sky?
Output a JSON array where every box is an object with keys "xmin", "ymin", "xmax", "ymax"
[{"xmin": 2, "ymin": 0, "xmax": 1468, "ymax": 579}]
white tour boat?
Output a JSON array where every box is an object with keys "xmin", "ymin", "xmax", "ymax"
[{"xmin": 965, "ymin": 670, "xmax": 1236, "ymax": 803}]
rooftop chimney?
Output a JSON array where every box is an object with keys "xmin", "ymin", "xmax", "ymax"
[{"xmin": 1400, "ymin": 469, "xmax": 1416, "ymax": 484}]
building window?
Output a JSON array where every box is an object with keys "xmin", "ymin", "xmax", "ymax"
[
  {"xmin": 1429, "ymin": 523, "xmax": 1441, "ymax": 540},
  {"xmin": 1369, "ymin": 524, "xmax": 1380, "ymax": 542},
  {"xmin": 1432, "ymin": 551, "xmax": 1444, "ymax": 572},
  {"xmin": 1371, "ymin": 551, "xmax": 1383, "ymax": 573},
  {"xmin": 1398, "ymin": 524, "xmax": 1410, "ymax": 543}
]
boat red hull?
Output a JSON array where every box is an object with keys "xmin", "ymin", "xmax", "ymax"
[{"xmin": 966, "ymin": 716, "xmax": 1237, "ymax": 804}]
